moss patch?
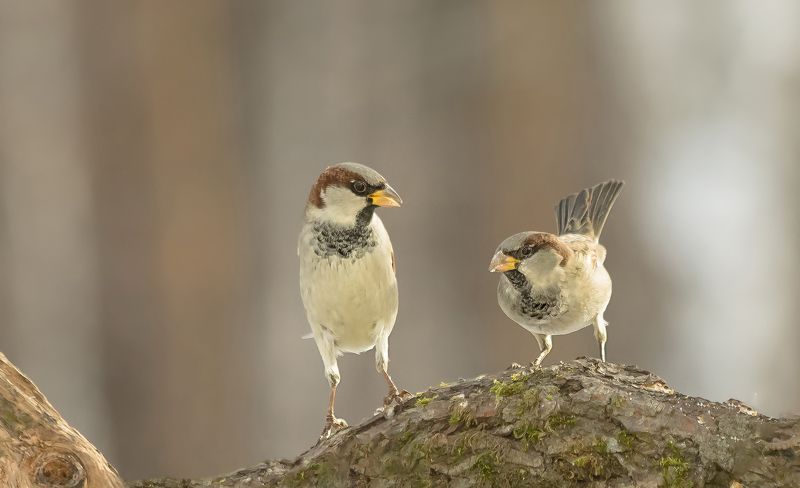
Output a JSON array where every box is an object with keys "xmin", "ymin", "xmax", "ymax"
[
  {"xmin": 490, "ymin": 372, "xmax": 531, "ymax": 399},
  {"xmin": 572, "ymin": 453, "xmax": 606, "ymax": 479},
  {"xmin": 415, "ymin": 394, "xmax": 437, "ymax": 408},
  {"xmin": 544, "ymin": 413, "xmax": 575, "ymax": 431},
  {"xmin": 471, "ymin": 451, "xmax": 500, "ymax": 483},
  {"xmin": 658, "ymin": 443, "xmax": 693, "ymax": 488},
  {"xmin": 617, "ymin": 430, "xmax": 635, "ymax": 450},
  {"xmin": 449, "ymin": 403, "xmax": 477, "ymax": 428},
  {"xmin": 558, "ymin": 437, "xmax": 624, "ymax": 482},
  {"xmin": 512, "ymin": 422, "xmax": 545, "ymax": 451},
  {"xmin": 288, "ymin": 460, "xmax": 341, "ymax": 488}
]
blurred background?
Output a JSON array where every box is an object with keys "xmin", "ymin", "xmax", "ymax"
[{"xmin": 1, "ymin": 0, "xmax": 799, "ymax": 481}]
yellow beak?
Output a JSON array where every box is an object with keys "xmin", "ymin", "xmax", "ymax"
[
  {"xmin": 368, "ymin": 184, "xmax": 402, "ymax": 207},
  {"xmin": 488, "ymin": 251, "xmax": 519, "ymax": 272}
]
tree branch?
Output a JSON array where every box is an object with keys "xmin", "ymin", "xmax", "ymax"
[
  {"xmin": 0, "ymin": 353, "xmax": 124, "ymax": 487},
  {"xmin": 2, "ymin": 352, "xmax": 798, "ymax": 487},
  {"xmin": 129, "ymin": 358, "xmax": 798, "ymax": 487}
]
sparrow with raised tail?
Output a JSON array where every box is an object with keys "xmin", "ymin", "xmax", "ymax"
[
  {"xmin": 489, "ymin": 180, "xmax": 624, "ymax": 366},
  {"xmin": 298, "ymin": 162, "xmax": 409, "ymax": 439}
]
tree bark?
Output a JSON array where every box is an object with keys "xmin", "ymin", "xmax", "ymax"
[
  {"xmin": 2, "ymin": 353, "xmax": 798, "ymax": 487},
  {"xmin": 0, "ymin": 353, "xmax": 124, "ymax": 487}
]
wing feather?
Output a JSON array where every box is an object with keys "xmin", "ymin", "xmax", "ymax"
[{"xmin": 554, "ymin": 180, "xmax": 624, "ymax": 241}]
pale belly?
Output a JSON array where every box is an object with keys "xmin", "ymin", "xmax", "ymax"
[
  {"xmin": 300, "ymin": 249, "xmax": 398, "ymax": 353},
  {"xmin": 498, "ymin": 267, "xmax": 611, "ymax": 336}
]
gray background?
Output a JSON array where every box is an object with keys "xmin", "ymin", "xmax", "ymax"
[{"xmin": 1, "ymin": 0, "xmax": 798, "ymax": 481}]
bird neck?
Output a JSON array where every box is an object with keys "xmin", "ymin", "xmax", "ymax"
[{"xmin": 305, "ymin": 202, "xmax": 376, "ymax": 228}]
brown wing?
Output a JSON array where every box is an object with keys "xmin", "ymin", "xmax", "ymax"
[{"xmin": 555, "ymin": 180, "xmax": 624, "ymax": 241}]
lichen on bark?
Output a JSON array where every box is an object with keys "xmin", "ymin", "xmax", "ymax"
[{"xmin": 127, "ymin": 358, "xmax": 799, "ymax": 488}]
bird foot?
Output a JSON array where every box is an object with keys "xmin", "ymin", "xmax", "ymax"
[
  {"xmin": 383, "ymin": 388, "xmax": 413, "ymax": 408},
  {"xmin": 319, "ymin": 416, "xmax": 348, "ymax": 441},
  {"xmin": 506, "ymin": 362, "xmax": 524, "ymax": 370}
]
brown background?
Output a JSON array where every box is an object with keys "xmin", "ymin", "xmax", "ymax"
[{"xmin": 1, "ymin": 0, "xmax": 798, "ymax": 480}]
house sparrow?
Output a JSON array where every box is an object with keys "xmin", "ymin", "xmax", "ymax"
[
  {"xmin": 298, "ymin": 162, "xmax": 409, "ymax": 439},
  {"xmin": 489, "ymin": 180, "xmax": 624, "ymax": 366}
]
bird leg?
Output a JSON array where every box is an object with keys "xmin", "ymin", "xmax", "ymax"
[
  {"xmin": 319, "ymin": 384, "xmax": 348, "ymax": 440},
  {"xmin": 592, "ymin": 314, "xmax": 608, "ymax": 362},
  {"xmin": 531, "ymin": 333, "xmax": 553, "ymax": 367},
  {"xmin": 375, "ymin": 336, "xmax": 411, "ymax": 407},
  {"xmin": 381, "ymin": 369, "xmax": 411, "ymax": 407},
  {"xmin": 313, "ymin": 330, "xmax": 348, "ymax": 440}
]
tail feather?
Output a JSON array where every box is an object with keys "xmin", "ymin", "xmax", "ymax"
[{"xmin": 555, "ymin": 180, "xmax": 624, "ymax": 240}]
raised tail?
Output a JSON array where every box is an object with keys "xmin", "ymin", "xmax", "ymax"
[{"xmin": 555, "ymin": 180, "xmax": 624, "ymax": 241}]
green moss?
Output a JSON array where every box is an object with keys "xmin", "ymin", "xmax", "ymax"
[
  {"xmin": 512, "ymin": 422, "xmax": 545, "ymax": 450},
  {"xmin": 384, "ymin": 438, "xmax": 431, "ymax": 477},
  {"xmin": 507, "ymin": 412, "xmax": 574, "ymax": 451},
  {"xmin": 397, "ymin": 430, "xmax": 415, "ymax": 447},
  {"xmin": 490, "ymin": 372, "xmax": 531, "ymax": 400},
  {"xmin": 471, "ymin": 451, "xmax": 500, "ymax": 483},
  {"xmin": 544, "ymin": 413, "xmax": 575, "ymax": 431},
  {"xmin": 659, "ymin": 456, "xmax": 692, "ymax": 487},
  {"xmin": 288, "ymin": 460, "xmax": 340, "ymax": 488},
  {"xmin": 593, "ymin": 438, "xmax": 608, "ymax": 454},
  {"xmin": 415, "ymin": 394, "xmax": 437, "ymax": 408},
  {"xmin": 449, "ymin": 432, "xmax": 479, "ymax": 459},
  {"xmin": 617, "ymin": 430, "xmax": 635, "ymax": 450},
  {"xmin": 658, "ymin": 443, "xmax": 693, "ymax": 488},
  {"xmin": 561, "ymin": 437, "xmax": 624, "ymax": 482},
  {"xmin": 572, "ymin": 454, "xmax": 605, "ymax": 478},
  {"xmin": 515, "ymin": 388, "xmax": 541, "ymax": 416},
  {"xmin": 448, "ymin": 403, "xmax": 477, "ymax": 428}
]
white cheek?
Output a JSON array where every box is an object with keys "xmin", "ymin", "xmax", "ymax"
[
  {"xmin": 519, "ymin": 250, "xmax": 563, "ymax": 287},
  {"xmin": 307, "ymin": 186, "xmax": 367, "ymax": 225}
]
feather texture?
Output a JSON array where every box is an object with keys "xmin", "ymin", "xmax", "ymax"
[{"xmin": 555, "ymin": 180, "xmax": 624, "ymax": 241}]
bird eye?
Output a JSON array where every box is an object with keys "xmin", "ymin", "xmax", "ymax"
[
  {"xmin": 352, "ymin": 181, "xmax": 368, "ymax": 195},
  {"xmin": 520, "ymin": 246, "xmax": 533, "ymax": 257}
]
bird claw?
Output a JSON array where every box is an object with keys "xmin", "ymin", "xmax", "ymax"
[
  {"xmin": 506, "ymin": 362, "xmax": 524, "ymax": 370},
  {"xmin": 383, "ymin": 388, "xmax": 413, "ymax": 408},
  {"xmin": 319, "ymin": 416, "xmax": 348, "ymax": 440}
]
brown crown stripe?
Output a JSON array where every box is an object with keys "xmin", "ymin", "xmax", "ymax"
[
  {"xmin": 523, "ymin": 233, "xmax": 574, "ymax": 266},
  {"xmin": 308, "ymin": 166, "xmax": 365, "ymax": 208}
]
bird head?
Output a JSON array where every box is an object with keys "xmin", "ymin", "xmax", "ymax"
[
  {"xmin": 489, "ymin": 232, "xmax": 573, "ymax": 279},
  {"xmin": 306, "ymin": 162, "xmax": 402, "ymax": 226}
]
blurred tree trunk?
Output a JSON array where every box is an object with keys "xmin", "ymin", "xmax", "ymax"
[
  {"xmin": 77, "ymin": 1, "xmax": 253, "ymax": 477},
  {"xmin": 0, "ymin": 0, "xmax": 111, "ymax": 455}
]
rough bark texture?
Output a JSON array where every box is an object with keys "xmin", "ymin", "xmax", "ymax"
[
  {"xmin": 0, "ymin": 353, "xmax": 124, "ymax": 487},
  {"xmin": 128, "ymin": 358, "xmax": 800, "ymax": 488},
  {"xmin": 3, "ymin": 352, "xmax": 799, "ymax": 487}
]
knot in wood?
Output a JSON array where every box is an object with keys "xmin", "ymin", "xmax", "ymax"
[{"xmin": 33, "ymin": 451, "xmax": 85, "ymax": 488}]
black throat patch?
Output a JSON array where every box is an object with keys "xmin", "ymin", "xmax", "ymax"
[
  {"xmin": 504, "ymin": 270, "xmax": 564, "ymax": 321},
  {"xmin": 312, "ymin": 217, "xmax": 377, "ymax": 259}
]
